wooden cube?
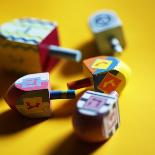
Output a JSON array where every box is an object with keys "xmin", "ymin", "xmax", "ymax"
[
  {"xmin": 72, "ymin": 90, "xmax": 120, "ymax": 142},
  {"xmin": 89, "ymin": 10, "xmax": 126, "ymax": 54},
  {"xmin": 68, "ymin": 56, "xmax": 131, "ymax": 94},
  {"xmin": 0, "ymin": 18, "xmax": 60, "ymax": 73}
]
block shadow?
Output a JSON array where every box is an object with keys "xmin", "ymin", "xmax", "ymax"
[
  {"xmin": 52, "ymin": 90, "xmax": 85, "ymax": 119},
  {"xmin": 46, "ymin": 132, "xmax": 104, "ymax": 155},
  {"xmin": 60, "ymin": 40, "xmax": 100, "ymax": 76},
  {"xmin": 0, "ymin": 109, "xmax": 46, "ymax": 136},
  {"xmin": 0, "ymin": 70, "xmax": 22, "ymax": 97}
]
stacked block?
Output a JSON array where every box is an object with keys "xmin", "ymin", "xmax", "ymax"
[
  {"xmin": 89, "ymin": 10, "xmax": 126, "ymax": 54},
  {"xmin": 5, "ymin": 72, "xmax": 75, "ymax": 118},
  {"xmin": 68, "ymin": 56, "xmax": 131, "ymax": 94},
  {"xmin": 72, "ymin": 90, "xmax": 120, "ymax": 142}
]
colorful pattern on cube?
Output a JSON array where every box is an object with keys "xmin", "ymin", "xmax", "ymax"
[
  {"xmin": 72, "ymin": 90, "xmax": 120, "ymax": 142},
  {"xmin": 0, "ymin": 18, "xmax": 59, "ymax": 73},
  {"xmin": 83, "ymin": 56, "xmax": 131, "ymax": 93},
  {"xmin": 68, "ymin": 56, "xmax": 131, "ymax": 94}
]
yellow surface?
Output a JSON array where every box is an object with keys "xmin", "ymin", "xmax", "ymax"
[{"xmin": 0, "ymin": 0, "xmax": 155, "ymax": 155}]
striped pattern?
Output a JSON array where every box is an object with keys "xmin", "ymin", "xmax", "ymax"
[
  {"xmin": 0, "ymin": 18, "xmax": 56, "ymax": 44},
  {"xmin": 50, "ymin": 90, "xmax": 75, "ymax": 99}
]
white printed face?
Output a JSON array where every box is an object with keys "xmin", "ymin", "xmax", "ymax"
[
  {"xmin": 0, "ymin": 18, "xmax": 55, "ymax": 44},
  {"xmin": 89, "ymin": 11, "xmax": 121, "ymax": 33},
  {"xmin": 94, "ymin": 13, "xmax": 114, "ymax": 27}
]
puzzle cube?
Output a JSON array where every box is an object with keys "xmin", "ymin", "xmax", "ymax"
[
  {"xmin": 72, "ymin": 90, "xmax": 120, "ymax": 142},
  {"xmin": 0, "ymin": 18, "xmax": 81, "ymax": 73},
  {"xmin": 89, "ymin": 10, "xmax": 126, "ymax": 54},
  {"xmin": 67, "ymin": 56, "xmax": 131, "ymax": 94},
  {"xmin": 5, "ymin": 72, "xmax": 75, "ymax": 118}
]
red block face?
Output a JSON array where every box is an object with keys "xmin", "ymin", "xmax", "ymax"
[{"xmin": 5, "ymin": 72, "xmax": 52, "ymax": 118}]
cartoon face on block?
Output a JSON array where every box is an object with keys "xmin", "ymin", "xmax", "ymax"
[
  {"xmin": 0, "ymin": 18, "xmax": 56, "ymax": 45},
  {"xmin": 15, "ymin": 73, "xmax": 51, "ymax": 118},
  {"xmin": 15, "ymin": 72, "xmax": 49, "ymax": 91},
  {"xmin": 89, "ymin": 10, "xmax": 122, "ymax": 33}
]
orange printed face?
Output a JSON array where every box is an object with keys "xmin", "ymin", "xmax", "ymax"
[{"xmin": 97, "ymin": 72, "xmax": 121, "ymax": 94}]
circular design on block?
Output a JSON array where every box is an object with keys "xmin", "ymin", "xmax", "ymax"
[{"xmin": 95, "ymin": 14, "xmax": 112, "ymax": 27}]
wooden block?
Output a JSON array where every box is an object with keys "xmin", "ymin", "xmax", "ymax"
[
  {"xmin": 72, "ymin": 90, "xmax": 120, "ymax": 142},
  {"xmin": 5, "ymin": 72, "xmax": 76, "ymax": 118},
  {"xmin": 89, "ymin": 10, "xmax": 126, "ymax": 54},
  {"xmin": 5, "ymin": 72, "xmax": 51, "ymax": 118},
  {"xmin": 68, "ymin": 56, "xmax": 131, "ymax": 94},
  {"xmin": 0, "ymin": 18, "xmax": 60, "ymax": 73}
]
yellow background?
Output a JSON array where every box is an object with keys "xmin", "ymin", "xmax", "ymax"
[{"xmin": 0, "ymin": 0, "xmax": 155, "ymax": 155}]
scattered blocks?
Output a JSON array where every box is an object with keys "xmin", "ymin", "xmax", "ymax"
[
  {"xmin": 72, "ymin": 90, "xmax": 120, "ymax": 142},
  {"xmin": 5, "ymin": 72, "xmax": 75, "ymax": 118},
  {"xmin": 0, "ymin": 18, "xmax": 81, "ymax": 73},
  {"xmin": 89, "ymin": 10, "xmax": 126, "ymax": 54},
  {"xmin": 67, "ymin": 56, "xmax": 131, "ymax": 94}
]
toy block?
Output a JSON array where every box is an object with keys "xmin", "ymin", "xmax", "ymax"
[
  {"xmin": 89, "ymin": 10, "xmax": 126, "ymax": 54},
  {"xmin": 0, "ymin": 18, "xmax": 81, "ymax": 73},
  {"xmin": 67, "ymin": 56, "xmax": 131, "ymax": 94},
  {"xmin": 72, "ymin": 90, "xmax": 120, "ymax": 142},
  {"xmin": 5, "ymin": 72, "xmax": 75, "ymax": 118}
]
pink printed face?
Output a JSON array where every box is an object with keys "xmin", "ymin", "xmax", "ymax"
[
  {"xmin": 83, "ymin": 96, "xmax": 107, "ymax": 112},
  {"xmin": 106, "ymin": 107, "xmax": 117, "ymax": 131},
  {"xmin": 15, "ymin": 73, "xmax": 49, "ymax": 91}
]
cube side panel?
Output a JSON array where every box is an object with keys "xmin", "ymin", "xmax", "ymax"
[
  {"xmin": 39, "ymin": 26, "xmax": 60, "ymax": 72},
  {"xmin": 0, "ymin": 38, "xmax": 41, "ymax": 73},
  {"xmin": 94, "ymin": 26, "xmax": 126, "ymax": 53},
  {"xmin": 103, "ymin": 101, "xmax": 120, "ymax": 139}
]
